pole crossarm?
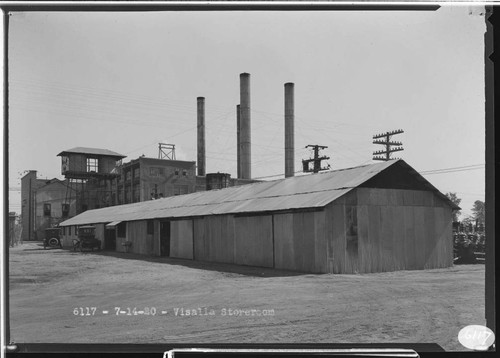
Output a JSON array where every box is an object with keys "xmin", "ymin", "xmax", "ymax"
[
  {"xmin": 373, "ymin": 147, "xmax": 403, "ymax": 155},
  {"xmin": 373, "ymin": 129, "xmax": 404, "ymax": 139},
  {"xmin": 372, "ymin": 140, "xmax": 403, "ymax": 146}
]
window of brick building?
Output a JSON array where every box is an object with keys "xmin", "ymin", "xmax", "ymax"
[
  {"xmin": 61, "ymin": 203, "xmax": 70, "ymax": 217},
  {"xmin": 43, "ymin": 203, "xmax": 51, "ymax": 216},
  {"xmin": 150, "ymin": 167, "xmax": 165, "ymax": 177},
  {"xmin": 86, "ymin": 158, "xmax": 98, "ymax": 172}
]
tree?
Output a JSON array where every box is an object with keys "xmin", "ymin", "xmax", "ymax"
[
  {"xmin": 445, "ymin": 192, "xmax": 462, "ymax": 222},
  {"xmin": 471, "ymin": 200, "xmax": 485, "ymax": 224}
]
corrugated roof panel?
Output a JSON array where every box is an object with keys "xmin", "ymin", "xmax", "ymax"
[
  {"xmin": 57, "ymin": 147, "xmax": 126, "ymax": 158},
  {"xmin": 60, "ymin": 160, "xmax": 457, "ymax": 227},
  {"xmin": 60, "ymin": 189, "xmax": 352, "ymax": 226}
]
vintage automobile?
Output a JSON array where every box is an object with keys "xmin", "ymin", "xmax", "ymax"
[
  {"xmin": 73, "ymin": 225, "xmax": 101, "ymax": 252},
  {"xmin": 43, "ymin": 228, "xmax": 63, "ymax": 249},
  {"xmin": 453, "ymin": 232, "xmax": 477, "ymax": 264}
]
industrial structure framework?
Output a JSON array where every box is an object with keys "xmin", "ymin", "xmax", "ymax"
[
  {"xmin": 57, "ymin": 147, "xmax": 126, "ymax": 212},
  {"xmin": 158, "ymin": 143, "xmax": 176, "ymax": 160},
  {"xmin": 59, "ymin": 159, "xmax": 458, "ymax": 274}
]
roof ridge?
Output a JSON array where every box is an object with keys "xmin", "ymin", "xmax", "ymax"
[
  {"xmin": 59, "ymin": 159, "xmax": 409, "ymax": 226},
  {"xmin": 122, "ymin": 187, "xmax": 357, "ymax": 213}
]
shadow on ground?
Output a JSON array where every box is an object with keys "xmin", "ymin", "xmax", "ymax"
[{"xmin": 49, "ymin": 247, "xmax": 312, "ymax": 278}]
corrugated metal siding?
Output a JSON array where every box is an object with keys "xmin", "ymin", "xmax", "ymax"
[
  {"xmin": 273, "ymin": 211, "xmax": 327, "ymax": 273},
  {"xmin": 355, "ymin": 187, "xmax": 453, "ymax": 273},
  {"xmin": 193, "ymin": 216, "xmax": 235, "ymax": 264},
  {"xmin": 170, "ymin": 220, "xmax": 194, "ymax": 259},
  {"xmin": 234, "ymin": 215, "xmax": 274, "ymax": 268}
]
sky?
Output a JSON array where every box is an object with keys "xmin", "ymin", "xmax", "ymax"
[{"xmin": 6, "ymin": 5, "xmax": 486, "ymax": 218}]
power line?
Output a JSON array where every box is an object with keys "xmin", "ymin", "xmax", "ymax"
[
  {"xmin": 253, "ymin": 170, "xmax": 303, "ymax": 180},
  {"xmin": 253, "ymin": 162, "xmax": 484, "ymax": 180},
  {"xmin": 11, "ymin": 76, "xmax": 234, "ymax": 115},
  {"xmin": 420, "ymin": 164, "xmax": 484, "ymax": 175}
]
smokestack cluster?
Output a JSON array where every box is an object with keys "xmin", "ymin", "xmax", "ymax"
[
  {"xmin": 197, "ymin": 97, "xmax": 206, "ymax": 176},
  {"xmin": 239, "ymin": 73, "xmax": 252, "ymax": 180},
  {"xmin": 284, "ymin": 83, "xmax": 295, "ymax": 178},
  {"xmin": 197, "ymin": 74, "xmax": 295, "ymax": 182}
]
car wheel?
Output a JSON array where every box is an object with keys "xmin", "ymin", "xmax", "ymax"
[{"xmin": 49, "ymin": 238, "xmax": 59, "ymax": 247}]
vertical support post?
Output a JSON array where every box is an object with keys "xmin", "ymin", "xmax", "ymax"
[
  {"xmin": 484, "ymin": 4, "xmax": 495, "ymax": 336},
  {"xmin": 3, "ymin": 10, "xmax": 11, "ymax": 347},
  {"xmin": 386, "ymin": 134, "xmax": 390, "ymax": 161},
  {"xmin": 313, "ymin": 146, "xmax": 320, "ymax": 173}
]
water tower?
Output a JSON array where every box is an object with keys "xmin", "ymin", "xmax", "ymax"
[{"xmin": 57, "ymin": 147, "xmax": 126, "ymax": 213}]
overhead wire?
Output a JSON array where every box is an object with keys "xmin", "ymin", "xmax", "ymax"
[
  {"xmin": 11, "ymin": 76, "xmax": 235, "ymax": 115},
  {"xmin": 420, "ymin": 164, "xmax": 484, "ymax": 175}
]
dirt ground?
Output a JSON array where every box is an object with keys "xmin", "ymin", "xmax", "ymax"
[{"xmin": 8, "ymin": 242, "xmax": 485, "ymax": 351}]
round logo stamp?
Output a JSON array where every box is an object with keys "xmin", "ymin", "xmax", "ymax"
[{"xmin": 458, "ymin": 325, "xmax": 495, "ymax": 351}]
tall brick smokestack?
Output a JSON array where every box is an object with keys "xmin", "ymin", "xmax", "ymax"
[
  {"xmin": 284, "ymin": 82, "xmax": 295, "ymax": 178},
  {"xmin": 239, "ymin": 73, "xmax": 251, "ymax": 179},
  {"xmin": 197, "ymin": 96, "xmax": 206, "ymax": 176},
  {"xmin": 236, "ymin": 104, "xmax": 241, "ymax": 179}
]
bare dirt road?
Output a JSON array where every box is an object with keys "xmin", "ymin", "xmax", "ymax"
[{"xmin": 8, "ymin": 242, "xmax": 485, "ymax": 350}]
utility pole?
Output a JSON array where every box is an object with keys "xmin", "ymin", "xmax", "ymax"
[
  {"xmin": 302, "ymin": 145, "xmax": 331, "ymax": 173},
  {"xmin": 372, "ymin": 129, "xmax": 404, "ymax": 161}
]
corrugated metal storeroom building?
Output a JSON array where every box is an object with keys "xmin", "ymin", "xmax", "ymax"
[{"xmin": 59, "ymin": 160, "xmax": 459, "ymax": 274}]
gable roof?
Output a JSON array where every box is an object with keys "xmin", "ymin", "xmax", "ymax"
[
  {"xmin": 59, "ymin": 159, "xmax": 458, "ymax": 226},
  {"xmin": 37, "ymin": 178, "xmax": 67, "ymax": 190},
  {"xmin": 57, "ymin": 147, "xmax": 126, "ymax": 159}
]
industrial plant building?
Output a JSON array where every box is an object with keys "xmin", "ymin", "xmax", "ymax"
[
  {"xmin": 59, "ymin": 159, "xmax": 458, "ymax": 274},
  {"xmin": 23, "ymin": 71, "xmax": 457, "ymax": 277},
  {"xmin": 21, "ymin": 172, "xmax": 78, "ymax": 241},
  {"xmin": 20, "ymin": 145, "xmax": 257, "ymax": 241}
]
